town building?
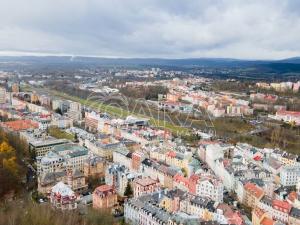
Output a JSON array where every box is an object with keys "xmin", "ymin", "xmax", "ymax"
[
  {"xmin": 37, "ymin": 144, "xmax": 89, "ymax": 175},
  {"xmin": 243, "ymin": 182, "xmax": 264, "ymax": 209},
  {"xmin": 0, "ymin": 87, "xmax": 6, "ymax": 104},
  {"xmin": 20, "ymin": 129, "xmax": 69, "ymax": 157},
  {"xmin": 93, "ymin": 185, "xmax": 117, "ymax": 209},
  {"xmin": 84, "ymin": 155, "xmax": 106, "ymax": 177},
  {"xmin": 280, "ymin": 166, "xmax": 300, "ymax": 186},
  {"xmin": 50, "ymin": 182, "xmax": 77, "ymax": 210},
  {"xmin": 133, "ymin": 177, "xmax": 160, "ymax": 198},
  {"xmin": 38, "ymin": 169, "xmax": 87, "ymax": 195}
]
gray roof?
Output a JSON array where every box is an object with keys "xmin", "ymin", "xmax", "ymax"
[{"xmin": 290, "ymin": 207, "xmax": 300, "ymax": 219}]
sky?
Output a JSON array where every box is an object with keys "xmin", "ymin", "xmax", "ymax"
[{"xmin": 0, "ymin": 0, "xmax": 300, "ymax": 59}]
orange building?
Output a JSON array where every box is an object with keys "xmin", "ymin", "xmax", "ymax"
[
  {"xmin": 166, "ymin": 93, "xmax": 181, "ymax": 102},
  {"xmin": 243, "ymin": 182, "xmax": 264, "ymax": 208},
  {"xmin": 133, "ymin": 177, "xmax": 160, "ymax": 198},
  {"xmin": 131, "ymin": 152, "xmax": 143, "ymax": 171},
  {"xmin": 93, "ymin": 185, "xmax": 117, "ymax": 209},
  {"xmin": 252, "ymin": 208, "xmax": 274, "ymax": 225}
]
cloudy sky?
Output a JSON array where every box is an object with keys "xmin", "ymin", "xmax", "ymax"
[{"xmin": 0, "ymin": 0, "xmax": 300, "ymax": 59}]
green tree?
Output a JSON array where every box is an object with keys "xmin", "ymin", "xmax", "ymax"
[
  {"xmin": 181, "ymin": 168, "xmax": 188, "ymax": 177},
  {"xmin": 55, "ymin": 107, "xmax": 63, "ymax": 115},
  {"xmin": 124, "ymin": 182, "xmax": 133, "ymax": 197}
]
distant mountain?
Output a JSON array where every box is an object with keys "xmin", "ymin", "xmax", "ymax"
[
  {"xmin": 0, "ymin": 55, "xmax": 268, "ymax": 67},
  {"xmin": 1, "ymin": 55, "xmax": 300, "ymax": 77},
  {"xmin": 277, "ymin": 57, "xmax": 300, "ymax": 64}
]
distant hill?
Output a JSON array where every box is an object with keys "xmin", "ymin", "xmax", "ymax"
[
  {"xmin": 277, "ymin": 57, "xmax": 300, "ymax": 64},
  {"xmin": 1, "ymin": 55, "xmax": 300, "ymax": 78},
  {"xmin": 0, "ymin": 55, "xmax": 270, "ymax": 67}
]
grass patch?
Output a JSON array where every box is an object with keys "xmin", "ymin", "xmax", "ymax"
[
  {"xmin": 48, "ymin": 126, "xmax": 75, "ymax": 140},
  {"xmin": 50, "ymin": 90, "xmax": 190, "ymax": 135}
]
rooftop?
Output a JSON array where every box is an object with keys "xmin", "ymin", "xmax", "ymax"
[
  {"xmin": 135, "ymin": 177, "xmax": 158, "ymax": 187},
  {"xmin": 244, "ymin": 182, "xmax": 264, "ymax": 199},
  {"xmin": 51, "ymin": 181, "xmax": 75, "ymax": 197},
  {"xmin": 1, "ymin": 119, "xmax": 38, "ymax": 131}
]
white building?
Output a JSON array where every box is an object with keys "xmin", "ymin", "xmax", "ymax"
[
  {"xmin": 105, "ymin": 163, "xmax": 137, "ymax": 196},
  {"xmin": 50, "ymin": 182, "xmax": 77, "ymax": 210},
  {"xmin": 280, "ymin": 166, "xmax": 300, "ymax": 186},
  {"xmin": 196, "ymin": 176, "xmax": 223, "ymax": 203},
  {"xmin": 0, "ymin": 87, "xmax": 6, "ymax": 104},
  {"xmin": 67, "ymin": 101, "xmax": 82, "ymax": 121},
  {"xmin": 37, "ymin": 144, "xmax": 89, "ymax": 175}
]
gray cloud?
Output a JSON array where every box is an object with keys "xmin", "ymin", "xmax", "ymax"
[{"xmin": 0, "ymin": 0, "xmax": 299, "ymax": 59}]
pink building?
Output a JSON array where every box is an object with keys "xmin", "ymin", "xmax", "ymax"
[
  {"xmin": 275, "ymin": 110, "xmax": 300, "ymax": 125},
  {"xmin": 217, "ymin": 203, "xmax": 244, "ymax": 225},
  {"xmin": 133, "ymin": 177, "xmax": 160, "ymax": 198},
  {"xmin": 50, "ymin": 182, "xmax": 77, "ymax": 210},
  {"xmin": 93, "ymin": 184, "xmax": 117, "ymax": 209},
  {"xmin": 173, "ymin": 174, "xmax": 200, "ymax": 195}
]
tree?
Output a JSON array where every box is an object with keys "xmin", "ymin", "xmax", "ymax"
[
  {"xmin": 124, "ymin": 182, "xmax": 133, "ymax": 197},
  {"xmin": 0, "ymin": 200, "xmax": 118, "ymax": 225},
  {"xmin": 55, "ymin": 107, "xmax": 63, "ymax": 115},
  {"xmin": 74, "ymin": 133, "xmax": 79, "ymax": 143},
  {"xmin": 0, "ymin": 128, "xmax": 27, "ymax": 199},
  {"xmin": 181, "ymin": 168, "xmax": 188, "ymax": 177}
]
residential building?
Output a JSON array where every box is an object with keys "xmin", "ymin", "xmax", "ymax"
[
  {"xmin": 133, "ymin": 177, "xmax": 160, "ymax": 198},
  {"xmin": 37, "ymin": 144, "xmax": 89, "ymax": 175},
  {"xmin": 85, "ymin": 139, "xmax": 124, "ymax": 160},
  {"xmin": 38, "ymin": 169, "xmax": 87, "ymax": 194},
  {"xmin": 23, "ymin": 132, "xmax": 69, "ymax": 157},
  {"xmin": 273, "ymin": 110, "xmax": 300, "ymax": 125},
  {"xmin": 93, "ymin": 185, "xmax": 117, "ymax": 209},
  {"xmin": 196, "ymin": 175, "xmax": 224, "ymax": 203},
  {"xmin": 50, "ymin": 182, "xmax": 77, "ymax": 210},
  {"xmin": 252, "ymin": 208, "xmax": 275, "ymax": 225},
  {"xmin": 1, "ymin": 119, "xmax": 39, "ymax": 132},
  {"xmin": 0, "ymin": 87, "xmax": 6, "ymax": 104},
  {"xmin": 243, "ymin": 182, "xmax": 264, "ymax": 208},
  {"xmin": 280, "ymin": 166, "xmax": 300, "ymax": 186},
  {"xmin": 67, "ymin": 101, "xmax": 82, "ymax": 121},
  {"xmin": 11, "ymin": 83, "xmax": 19, "ymax": 93},
  {"xmin": 51, "ymin": 114, "xmax": 73, "ymax": 128},
  {"xmin": 105, "ymin": 163, "xmax": 137, "ymax": 196},
  {"xmin": 289, "ymin": 207, "xmax": 300, "ymax": 225},
  {"xmin": 84, "ymin": 155, "xmax": 106, "ymax": 177}
]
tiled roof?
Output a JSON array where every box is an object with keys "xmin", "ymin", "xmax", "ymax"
[
  {"xmin": 1, "ymin": 119, "xmax": 38, "ymax": 131},
  {"xmin": 261, "ymin": 217, "xmax": 274, "ymax": 225},
  {"xmin": 135, "ymin": 177, "xmax": 158, "ymax": 187},
  {"xmin": 290, "ymin": 207, "xmax": 300, "ymax": 219},
  {"xmin": 94, "ymin": 184, "xmax": 115, "ymax": 196},
  {"xmin": 272, "ymin": 199, "xmax": 291, "ymax": 212},
  {"xmin": 244, "ymin": 182, "xmax": 264, "ymax": 199}
]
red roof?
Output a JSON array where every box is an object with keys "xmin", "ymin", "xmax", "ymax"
[
  {"xmin": 166, "ymin": 151, "xmax": 177, "ymax": 158},
  {"xmin": 1, "ymin": 120, "xmax": 38, "ymax": 131},
  {"xmin": 95, "ymin": 184, "xmax": 114, "ymax": 193},
  {"xmin": 277, "ymin": 110, "xmax": 300, "ymax": 117},
  {"xmin": 135, "ymin": 177, "xmax": 158, "ymax": 187},
  {"xmin": 217, "ymin": 204, "xmax": 244, "ymax": 225},
  {"xmin": 261, "ymin": 217, "xmax": 274, "ymax": 225},
  {"xmin": 272, "ymin": 199, "xmax": 292, "ymax": 212},
  {"xmin": 244, "ymin": 182, "xmax": 264, "ymax": 199},
  {"xmin": 253, "ymin": 155, "xmax": 262, "ymax": 161},
  {"xmin": 189, "ymin": 174, "xmax": 200, "ymax": 183},
  {"xmin": 173, "ymin": 174, "xmax": 189, "ymax": 186}
]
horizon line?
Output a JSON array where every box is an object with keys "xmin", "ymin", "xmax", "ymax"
[{"xmin": 0, "ymin": 50, "xmax": 298, "ymax": 61}]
